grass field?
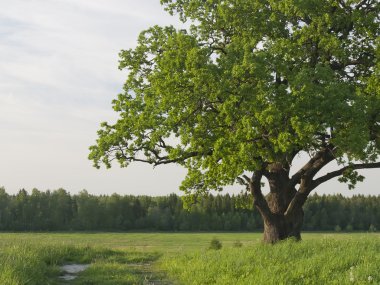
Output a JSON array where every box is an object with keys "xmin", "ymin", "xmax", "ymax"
[{"xmin": 0, "ymin": 232, "xmax": 378, "ymax": 284}]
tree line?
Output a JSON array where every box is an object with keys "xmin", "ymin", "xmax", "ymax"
[{"xmin": 0, "ymin": 187, "xmax": 378, "ymax": 232}]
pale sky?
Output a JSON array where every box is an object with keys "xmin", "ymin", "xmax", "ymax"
[{"xmin": 0, "ymin": 0, "xmax": 378, "ymax": 196}]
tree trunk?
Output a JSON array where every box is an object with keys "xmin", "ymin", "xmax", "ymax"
[
  {"xmin": 258, "ymin": 168, "xmax": 305, "ymax": 243},
  {"xmin": 263, "ymin": 214, "xmax": 287, "ymax": 243},
  {"xmin": 262, "ymin": 209, "xmax": 303, "ymax": 243}
]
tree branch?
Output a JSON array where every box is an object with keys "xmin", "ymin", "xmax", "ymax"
[
  {"xmin": 248, "ymin": 170, "xmax": 272, "ymax": 219},
  {"xmin": 288, "ymin": 146, "xmax": 335, "ymax": 189},
  {"xmin": 337, "ymin": 0, "xmax": 346, "ymax": 8},
  {"xmin": 116, "ymin": 141, "xmax": 213, "ymax": 166},
  {"xmin": 356, "ymin": 0, "xmax": 374, "ymax": 10},
  {"xmin": 285, "ymin": 147, "xmax": 337, "ymax": 216},
  {"xmin": 312, "ymin": 162, "xmax": 380, "ymax": 189}
]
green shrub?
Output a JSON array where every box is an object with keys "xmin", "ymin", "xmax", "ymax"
[
  {"xmin": 369, "ymin": 224, "xmax": 377, "ymax": 232},
  {"xmin": 346, "ymin": 224, "xmax": 353, "ymax": 231},
  {"xmin": 334, "ymin": 225, "xmax": 341, "ymax": 232},
  {"xmin": 209, "ymin": 238, "xmax": 222, "ymax": 250}
]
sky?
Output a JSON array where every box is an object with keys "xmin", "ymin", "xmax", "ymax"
[{"xmin": 0, "ymin": 0, "xmax": 378, "ymax": 196}]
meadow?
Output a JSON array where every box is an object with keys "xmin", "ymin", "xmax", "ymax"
[{"xmin": 0, "ymin": 232, "xmax": 378, "ymax": 284}]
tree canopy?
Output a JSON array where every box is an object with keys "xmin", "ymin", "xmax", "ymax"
[
  {"xmin": 90, "ymin": 0, "xmax": 379, "ymax": 190},
  {"xmin": 89, "ymin": 0, "xmax": 379, "ymax": 241}
]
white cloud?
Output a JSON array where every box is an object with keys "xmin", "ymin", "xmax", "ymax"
[{"xmin": 0, "ymin": 0, "xmax": 189, "ymax": 195}]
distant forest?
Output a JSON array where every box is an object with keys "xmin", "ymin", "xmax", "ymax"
[{"xmin": 0, "ymin": 187, "xmax": 378, "ymax": 232}]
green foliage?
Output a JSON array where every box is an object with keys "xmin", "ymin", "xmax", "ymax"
[
  {"xmin": 338, "ymin": 167, "xmax": 365, "ymax": 190},
  {"xmin": 346, "ymin": 224, "xmax": 354, "ymax": 232},
  {"xmin": 90, "ymin": 0, "xmax": 380, "ymax": 195},
  {"xmin": 209, "ymin": 238, "xmax": 222, "ymax": 250},
  {"xmin": 369, "ymin": 224, "xmax": 377, "ymax": 232},
  {"xmin": 0, "ymin": 188, "xmax": 379, "ymax": 232}
]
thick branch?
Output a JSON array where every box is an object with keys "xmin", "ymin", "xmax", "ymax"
[
  {"xmin": 284, "ymin": 191, "xmax": 308, "ymax": 217},
  {"xmin": 312, "ymin": 162, "xmax": 380, "ymax": 190},
  {"xmin": 246, "ymin": 171, "xmax": 272, "ymax": 219},
  {"xmin": 285, "ymin": 147, "xmax": 336, "ymax": 216},
  {"xmin": 288, "ymin": 146, "xmax": 335, "ymax": 189}
]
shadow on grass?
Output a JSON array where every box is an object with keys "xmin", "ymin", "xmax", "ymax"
[{"xmin": 56, "ymin": 249, "xmax": 171, "ymax": 285}]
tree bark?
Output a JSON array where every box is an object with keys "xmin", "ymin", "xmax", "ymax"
[
  {"xmin": 249, "ymin": 148, "xmax": 380, "ymax": 243},
  {"xmin": 261, "ymin": 201, "xmax": 304, "ymax": 243},
  {"xmin": 262, "ymin": 214, "xmax": 287, "ymax": 243},
  {"xmin": 252, "ymin": 166, "xmax": 305, "ymax": 243}
]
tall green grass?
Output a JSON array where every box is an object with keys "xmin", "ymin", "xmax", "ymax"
[
  {"xmin": 160, "ymin": 235, "xmax": 380, "ymax": 284},
  {"xmin": 0, "ymin": 233, "xmax": 378, "ymax": 284},
  {"xmin": 0, "ymin": 242, "xmax": 160, "ymax": 285},
  {"xmin": 0, "ymin": 243, "xmax": 89, "ymax": 284}
]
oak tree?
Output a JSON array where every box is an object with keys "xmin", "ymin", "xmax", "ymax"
[{"xmin": 89, "ymin": 0, "xmax": 380, "ymax": 243}]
